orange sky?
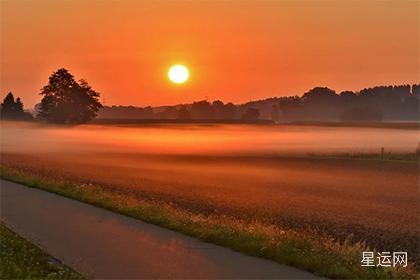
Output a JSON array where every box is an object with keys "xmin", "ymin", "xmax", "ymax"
[{"xmin": 1, "ymin": 1, "xmax": 419, "ymax": 108}]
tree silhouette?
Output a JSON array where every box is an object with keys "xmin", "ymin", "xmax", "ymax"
[
  {"xmin": 211, "ymin": 100, "xmax": 224, "ymax": 119},
  {"xmin": 302, "ymin": 87, "xmax": 338, "ymax": 106},
  {"xmin": 340, "ymin": 106, "xmax": 383, "ymax": 121},
  {"xmin": 339, "ymin": 91, "xmax": 357, "ymax": 102},
  {"xmin": 85, "ymin": 83, "xmax": 419, "ymax": 122},
  {"xmin": 241, "ymin": 108, "xmax": 260, "ymax": 120},
  {"xmin": 15, "ymin": 97, "xmax": 24, "ymax": 112},
  {"xmin": 38, "ymin": 68, "xmax": 102, "ymax": 124},
  {"xmin": 177, "ymin": 106, "xmax": 191, "ymax": 120},
  {"xmin": 191, "ymin": 100, "xmax": 213, "ymax": 119},
  {"xmin": 270, "ymin": 105, "xmax": 281, "ymax": 122},
  {"xmin": 412, "ymin": 84, "xmax": 420, "ymax": 97},
  {"xmin": 1, "ymin": 93, "xmax": 17, "ymax": 117},
  {"xmin": 1, "ymin": 92, "xmax": 32, "ymax": 120}
]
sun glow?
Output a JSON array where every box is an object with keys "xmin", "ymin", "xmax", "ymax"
[{"xmin": 168, "ymin": 64, "xmax": 189, "ymax": 84}]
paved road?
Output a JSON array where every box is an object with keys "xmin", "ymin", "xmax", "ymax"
[{"xmin": 0, "ymin": 179, "xmax": 321, "ymax": 279}]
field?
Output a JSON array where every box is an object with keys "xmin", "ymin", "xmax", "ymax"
[{"xmin": 1, "ymin": 121, "xmax": 419, "ymax": 278}]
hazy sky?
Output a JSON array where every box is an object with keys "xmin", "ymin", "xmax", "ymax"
[{"xmin": 1, "ymin": 1, "xmax": 419, "ymax": 108}]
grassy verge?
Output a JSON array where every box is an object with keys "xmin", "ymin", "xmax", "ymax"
[
  {"xmin": 0, "ymin": 223, "xmax": 83, "ymax": 279},
  {"xmin": 0, "ymin": 165, "xmax": 417, "ymax": 279}
]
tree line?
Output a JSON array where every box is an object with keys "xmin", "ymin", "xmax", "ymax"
[
  {"xmin": 1, "ymin": 67, "xmax": 419, "ymax": 123},
  {"xmin": 1, "ymin": 68, "xmax": 102, "ymax": 124},
  {"xmin": 0, "ymin": 93, "xmax": 33, "ymax": 121},
  {"xmin": 99, "ymin": 84, "xmax": 419, "ymax": 122},
  {"xmin": 267, "ymin": 85, "xmax": 419, "ymax": 122}
]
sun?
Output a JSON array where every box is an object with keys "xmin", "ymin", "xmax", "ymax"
[{"xmin": 168, "ymin": 64, "xmax": 189, "ymax": 84}]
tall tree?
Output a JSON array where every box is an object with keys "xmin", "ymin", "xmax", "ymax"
[
  {"xmin": 15, "ymin": 97, "xmax": 24, "ymax": 112},
  {"xmin": 1, "ymin": 93, "xmax": 17, "ymax": 117},
  {"xmin": 38, "ymin": 68, "xmax": 102, "ymax": 124}
]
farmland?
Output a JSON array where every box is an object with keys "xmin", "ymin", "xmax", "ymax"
[{"xmin": 0, "ymin": 121, "xmax": 418, "ymax": 278}]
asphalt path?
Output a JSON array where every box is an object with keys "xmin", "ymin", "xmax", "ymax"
[{"xmin": 0, "ymin": 179, "xmax": 321, "ymax": 279}]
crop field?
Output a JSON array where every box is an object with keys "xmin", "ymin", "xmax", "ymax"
[{"xmin": 1, "ymin": 121, "xmax": 419, "ymax": 278}]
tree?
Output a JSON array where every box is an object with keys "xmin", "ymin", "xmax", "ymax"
[
  {"xmin": 15, "ymin": 97, "xmax": 24, "ymax": 112},
  {"xmin": 340, "ymin": 106, "xmax": 383, "ymax": 121},
  {"xmin": 212, "ymin": 100, "xmax": 224, "ymax": 119},
  {"xmin": 411, "ymin": 84, "xmax": 419, "ymax": 98},
  {"xmin": 302, "ymin": 87, "xmax": 338, "ymax": 106},
  {"xmin": 241, "ymin": 108, "xmax": 260, "ymax": 121},
  {"xmin": 1, "ymin": 93, "xmax": 17, "ymax": 117},
  {"xmin": 191, "ymin": 100, "xmax": 213, "ymax": 119},
  {"xmin": 339, "ymin": 91, "xmax": 357, "ymax": 101},
  {"xmin": 1, "ymin": 92, "xmax": 32, "ymax": 120},
  {"xmin": 270, "ymin": 105, "xmax": 281, "ymax": 122},
  {"xmin": 177, "ymin": 106, "xmax": 191, "ymax": 120},
  {"xmin": 223, "ymin": 102, "xmax": 237, "ymax": 119},
  {"xmin": 38, "ymin": 68, "xmax": 102, "ymax": 124}
]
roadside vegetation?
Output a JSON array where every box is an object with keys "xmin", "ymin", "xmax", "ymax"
[
  {"xmin": 0, "ymin": 223, "xmax": 83, "ymax": 279},
  {"xmin": 0, "ymin": 165, "xmax": 416, "ymax": 280}
]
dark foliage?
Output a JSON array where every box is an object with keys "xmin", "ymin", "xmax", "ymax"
[
  {"xmin": 340, "ymin": 106, "xmax": 383, "ymax": 121},
  {"xmin": 1, "ymin": 93, "xmax": 33, "ymax": 120},
  {"xmin": 95, "ymin": 83, "xmax": 419, "ymax": 122},
  {"xmin": 302, "ymin": 87, "xmax": 338, "ymax": 105},
  {"xmin": 38, "ymin": 68, "xmax": 102, "ymax": 124},
  {"xmin": 177, "ymin": 106, "xmax": 191, "ymax": 120},
  {"xmin": 278, "ymin": 84, "xmax": 419, "ymax": 121},
  {"xmin": 241, "ymin": 108, "xmax": 260, "ymax": 120},
  {"xmin": 98, "ymin": 105, "xmax": 154, "ymax": 119}
]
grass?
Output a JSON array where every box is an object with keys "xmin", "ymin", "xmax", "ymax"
[
  {"xmin": 0, "ymin": 223, "xmax": 83, "ymax": 279},
  {"xmin": 0, "ymin": 165, "xmax": 417, "ymax": 280}
]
